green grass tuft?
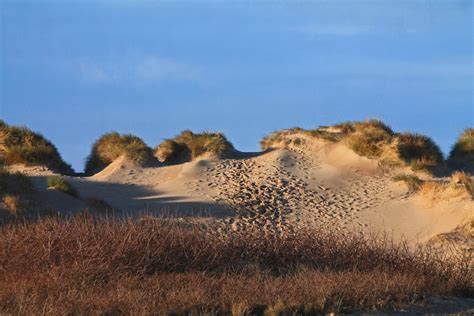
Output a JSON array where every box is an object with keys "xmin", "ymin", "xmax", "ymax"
[
  {"xmin": 448, "ymin": 128, "xmax": 474, "ymax": 171},
  {"xmin": 396, "ymin": 133, "xmax": 444, "ymax": 173},
  {"xmin": 47, "ymin": 176, "xmax": 78, "ymax": 197},
  {"xmin": 392, "ymin": 174, "xmax": 422, "ymax": 192},
  {"xmin": 85, "ymin": 132, "xmax": 154, "ymax": 175}
]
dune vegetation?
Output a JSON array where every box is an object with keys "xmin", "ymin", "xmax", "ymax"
[
  {"xmin": 155, "ymin": 130, "xmax": 235, "ymax": 164},
  {"xmin": 0, "ymin": 216, "xmax": 471, "ymax": 315},
  {"xmin": 261, "ymin": 119, "xmax": 445, "ymax": 173},
  {"xmin": 85, "ymin": 132, "xmax": 155, "ymax": 175},
  {"xmin": 0, "ymin": 120, "xmax": 73, "ymax": 174},
  {"xmin": 0, "ymin": 167, "xmax": 35, "ymax": 216},
  {"xmin": 448, "ymin": 128, "xmax": 474, "ymax": 171},
  {"xmin": 47, "ymin": 176, "xmax": 78, "ymax": 197}
]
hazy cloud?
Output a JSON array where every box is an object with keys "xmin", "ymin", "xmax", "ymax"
[{"xmin": 78, "ymin": 57, "xmax": 200, "ymax": 85}]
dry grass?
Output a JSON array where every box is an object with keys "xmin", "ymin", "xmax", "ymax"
[
  {"xmin": 392, "ymin": 174, "xmax": 423, "ymax": 192},
  {"xmin": 155, "ymin": 130, "xmax": 235, "ymax": 163},
  {"xmin": 449, "ymin": 128, "xmax": 474, "ymax": 171},
  {"xmin": 85, "ymin": 132, "xmax": 155, "ymax": 175},
  {"xmin": 420, "ymin": 172, "xmax": 473, "ymax": 204},
  {"xmin": 0, "ymin": 216, "xmax": 471, "ymax": 314},
  {"xmin": 260, "ymin": 120, "xmax": 445, "ymax": 173},
  {"xmin": 2, "ymin": 195, "xmax": 23, "ymax": 216},
  {"xmin": 0, "ymin": 120, "xmax": 73, "ymax": 174},
  {"xmin": 344, "ymin": 120, "xmax": 394, "ymax": 158},
  {"xmin": 47, "ymin": 176, "xmax": 78, "ymax": 197},
  {"xmin": 0, "ymin": 168, "xmax": 35, "ymax": 216}
]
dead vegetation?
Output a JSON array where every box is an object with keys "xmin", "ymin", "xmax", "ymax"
[
  {"xmin": 85, "ymin": 132, "xmax": 155, "ymax": 175},
  {"xmin": 0, "ymin": 216, "xmax": 471, "ymax": 314},
  {"xmin": 420, "ymin": 171, "xmax": 474, "ymax": 204},
  {"xmin": 0, "ymin": 167, "xmax": 35, "ymax": 216},
  {"xmin": 155, "ymin": 130, "xmax": 235, "ymax": 164},
  {"xmin": 261, "ymin": 119, "xmax": 445, "ymax": 173},
  {"xmin": 0, "ymin": 120, "xmax": 73, "ymax": 174}
]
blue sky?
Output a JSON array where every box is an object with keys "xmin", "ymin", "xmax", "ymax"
[{"xmin": 1, "ymin": 0, "xmax": 472, "ymax": 171}]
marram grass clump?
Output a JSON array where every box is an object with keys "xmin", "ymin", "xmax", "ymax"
[
  {"xmin": 155, "ymin": 130, "xmax": 235, "ymax": 164},
  {"xmin": 448, "ymin": 128, "xmax": 474, "ymax": 171},
  {"xmin": 0, "ymin": 120, "xmax": 73, "ymax": 174},
  {"xmin": 85, "ymin": 132, "xmax": 155, "ymax": 175},
  {"xmin": 47, "ymin": 176, "xmax": 78, "ymax": 197},
  {"xmin": 261, "ymin": 119, "xmax": 444, "ymax": 173}
]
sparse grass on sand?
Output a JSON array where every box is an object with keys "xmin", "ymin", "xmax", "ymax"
[
  {"xmin": 0, "ymin": 120, "xmax": 73, "ymax": 174},
  {"xmin": 85, "ymin": 132, "xmax": 154, "ymax": 175},
  {"xmin": 420, "ymin": 171, "xmax": 474, "ymax": 203},
  {"xmin": 448, "ymin": 128, "xmax": 474, "ymax": 171},
  {"xmin": 392, "ymin": 174, "xmax": 423, "ymax": 192},
  {"xmin": 47, "ymin": 176, "xmax": 78, "ymax": 197},
  {"xmin": 261, "ymin": 119, "xmax": 444, "ymax": 173},
  {"xmin": 0, "ymin": 216, "xmax": 471, "ymax": 314},
  {"xmin": 155, "ymin": 130, "xmax": 235, "ymax": 163}
]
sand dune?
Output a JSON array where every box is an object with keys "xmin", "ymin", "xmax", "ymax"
[{"xmin": 3, "ymin": 132, "xmax": 473, "ymax": 250}]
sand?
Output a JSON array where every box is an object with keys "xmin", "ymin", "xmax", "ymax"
[{"xmin": 4, "ymin": 136, "xmax": 473, "ymax": 249}]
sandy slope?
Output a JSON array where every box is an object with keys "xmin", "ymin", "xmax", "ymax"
[{"xmin": 4, "ymin": 137, "xmax": 473, "ymax": 248}]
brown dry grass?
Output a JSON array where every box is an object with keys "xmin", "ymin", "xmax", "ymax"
[
  {"xmin": 0, "ymin": 216, "xmax": 471, "ymax": 314},
  {"xmin": 155, "ymin": 130, "xmax": 235, "ymax": 164},
  {"xmin": 420, "ymin": 172, "xmax": 473, "ymax": 204},
  {"xmin": 0, "ymin": 120, "xmax": 73, "ymax": 174},
  {"xmin": 2, "ymin": 195, "xmax": 23, "ymax": 216},
  {"xmin": 85, "ymin": 132, "xmax": 155, "ymax": 175},
  {"xmin": 0, "ymin": 168, "xmax": 35, "ymax": 217}
]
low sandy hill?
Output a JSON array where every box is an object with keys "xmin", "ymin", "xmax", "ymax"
[{"xmin": 3, "ymin": 122, "xmax": 472, "ymax": 251}]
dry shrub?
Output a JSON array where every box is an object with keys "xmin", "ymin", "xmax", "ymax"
[
  {"xmin": 0, "ymin": 120, "xmax": 73, "ymax": 174},
  {"xmin": 0, "ymin": 216, "xmax": 471, "ymax": 314},
  {"xmin": 2, "ymin": 195, "xmax": 23, "ymax": 215},
  {"xmin": 85, "ymin": 132, "xmax": 154, "ymax": 175},
  {"xmin": 450, "ymin": 171, "xmax": 473, "ymax": 196},
  {"xmin": 155, "ymin": 130, "xmax": 235, "ymax": 163},
  {"xmin": 449, "ymin": 128, "xmax": 474, "ymax": 172},
  {"xmin": 0, "ymin": 168, "xmax": 34, "ymax": 215}
]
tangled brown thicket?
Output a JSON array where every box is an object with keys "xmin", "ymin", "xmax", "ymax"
[{"xmin": 0, "ymin": 216, "xmax": 471, "ymax": 314}]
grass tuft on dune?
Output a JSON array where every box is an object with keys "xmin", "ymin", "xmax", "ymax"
[
  {"xmin": 261, "ymin": 119, "xmax": 445, "ymax": 173},
  {"xmin": 155, "ymin": 130, "xmax": 235, "ymax": 164},
  {"xmin": 0, "ymin": 120, "xmax": 73, "ymax": 174},
  {"xmin": 448, "ymin": 128, "xmax": 474, "ymax": 172},
  {"xmin": 85, "ymin": 132, "xmax": 155, "ymax": 175}
]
